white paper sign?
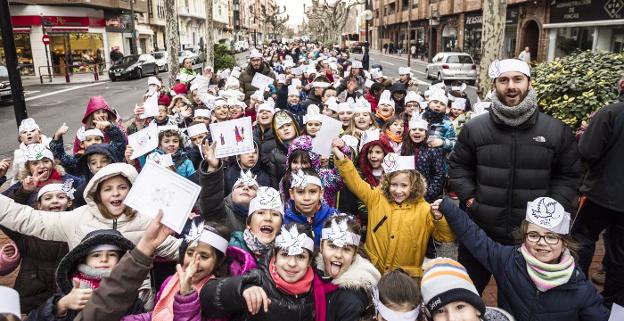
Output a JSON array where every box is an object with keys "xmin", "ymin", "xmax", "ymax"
[
  {"xmin": 251, "ymin": 73, "xmax": 274, "ymax": 90},
  {"xmin": 127, "ymin": 123, "xmax": 159, "ymax": 160},
  {"xmin": 141, "ymin": 94, "xmax": 159, "ymax": 119},
  {"xmin": 123, "ymin": 162, "xmax": 201, "ymax": 234},
  {"xmin": 312, "ymin": 115, "xmax": 343, "ymax": 156},
  {"xmin": 209, "ymin": 117, "xmax": 254, "ymax": 158},
  {"xmin": 609, "ymin": 303, "xmax": 624, "ymax": 321},
  {"xmin": 146, "ymin": 153, "xmax": 174, "ymax": 168}
]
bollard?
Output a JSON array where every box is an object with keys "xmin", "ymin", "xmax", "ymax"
[
  {"xmin": 93, "ymin": 64, "xmax": 99, "ymax": 81},
  {"xmin": 65, "ymin": 66, "xmax": 70, "ymax": 83}
]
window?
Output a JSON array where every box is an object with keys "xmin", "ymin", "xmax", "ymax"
[
  {"xmin": 402, "ymin": 0, "xmax": 409, "ymax": 10},
  {"xmin": 555, "ymin": 27, "xmax": 593, "ymax": 58},
  {"xmin": 375, "ymin": 9, "xmax": 379, "ymax": 18},
  {"xmin": 413, "ymin": 0, "xmax": 418, "ymax": 8},
  {"xmin": 446, "ymin": 55, "xmax": 474, "ymax": 64}
]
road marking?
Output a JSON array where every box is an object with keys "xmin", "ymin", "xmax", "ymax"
[
  {"xmin": 382, "ymin": 61, "xmax": 395, "ymax": 66},
  {"xmin": 24, "ymin": 90, "xmax": 40, "ymax": 95},
  {"xmin": 25, "ymin": 82, "xmax": 108, "ymax": 102}
]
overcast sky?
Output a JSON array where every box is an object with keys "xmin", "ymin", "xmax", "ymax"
[{"xmin": 277, "ymin": 0, "xmax": 310, "ymax": 26}]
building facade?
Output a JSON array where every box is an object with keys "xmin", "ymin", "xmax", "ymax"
[{"xmin": 369, "ymin": 0, "xmax": 623, "ymax": 63}]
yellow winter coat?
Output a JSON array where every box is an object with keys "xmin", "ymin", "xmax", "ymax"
[{"xmin": 336, "ymin": 158, "xmax": 455, "ymax": 277}]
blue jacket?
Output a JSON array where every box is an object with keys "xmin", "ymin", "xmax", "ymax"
[
  {"xmin": 429, "ymin": 116, "xmax": 456, "ymax": 155},
  {"xmin": 139, "ymin": 148, "xmax": 196, "ymax": 178},
  {"xmin": 284, "ymin": 201, "xmax": 337, "ymax": 246},
  {"xmin": 439, "ymin": 198, "xmax": 610, "ymax": 321}
]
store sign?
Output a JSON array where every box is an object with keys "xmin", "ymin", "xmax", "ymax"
[
  {"xmin": 464, "ymin": 8, "xmax": 517, "ymax": 27},
  {"xmin": 465, "ymin": 14, "xmax": 482, "ymax": 26},
  {"xmin": 550, "ymin": 0, "xmax": 623, "ymax": 23}
]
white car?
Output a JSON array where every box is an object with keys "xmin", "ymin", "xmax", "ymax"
[
  {"xmin": 178, "ymin": 50, "xmax": 199, "ymax": 65},
  {"xmin": 425, "ymin": 52, "xmax": 478, "ymax": 85},
  {"xmin": 151, "ymin": 51, "xmax": 169, "ymax": 72},
  {"xmin": 234, "ymin": 41, "xmax": 249, "ymax": 53}
]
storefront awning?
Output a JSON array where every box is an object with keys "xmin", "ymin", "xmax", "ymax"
[
  {"xmin": 47, "ymin": 26, "xmax": 89, "ymax": 33},
  {"xmin": 13, "ymin": 27, "xmax": 30, "ymax": 33},
  {"xmin": 544, "ymin": 19, "xmax": 624, "ymax": 29}
]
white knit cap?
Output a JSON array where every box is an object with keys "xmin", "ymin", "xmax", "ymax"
[{"xmin": 248, "ymin": 186, "xmax": 284, "ymax": 216}]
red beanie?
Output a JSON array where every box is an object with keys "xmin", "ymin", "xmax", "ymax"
[{"xmin": 172, "ymin": 83, "xmax": 188, "ymax": 95}]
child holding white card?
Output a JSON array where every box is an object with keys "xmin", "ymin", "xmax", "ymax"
[
  {"xmin": 333, "ymin": 141, "xmax": 455, "ymax": 279},
  {"xmin": 129, "ymin": 127, "xmax": 196, "ymax": 179}
]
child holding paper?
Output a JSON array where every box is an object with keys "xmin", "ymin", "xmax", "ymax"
[
  {"xmin": 333, "ymin": 142, "xmax": 455, "ymax": 279},
  {"xmin": 122, "ymin": 221, "xmax": 256, "ymax": 321},
  {"xmin": 302, "ymin": 105, "xmax": 322, "ymax": 138},
  {"xmin": 0, "ymin": 182, "xmax": 72, "ymax": 313},
  {"xmin": 133, "ymin": 127, "xmax": 196, "ymax": 179}
]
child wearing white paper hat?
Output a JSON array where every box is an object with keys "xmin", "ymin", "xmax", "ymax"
[
  {"xmin": 342, "ymin": 97, "xmax": 379, "ymax": 140},
  {"xmin": 334, "ymin": 142, "xmax": 455, "ymax": 278},
  {"xmin": 374, "ymin": 90, "xmax": 396, "ymax": 127},
  {"xmin": 322, "ymin": 96, "xmax": 340, "ymax": 119},
  {"xmin": 431, "ymin": 196, "xmax": 610, "ymax": 321},
  {"xmin": 337, "ymin": 98, "xmax": 355, "ymax": 129},
  {"xmin": 422, "ymin": 89, "xmax": 456, "ymax": 155},
  {"xmin": 302, "ymin": 104, "xmax": 323, "ymax": 138},
  {"xmin": 449, "ymin": 97, "xmax": 469, "ymax": 134}
]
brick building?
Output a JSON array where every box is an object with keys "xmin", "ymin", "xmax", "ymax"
[{"xmin": 368, "ymin": 0, "xmax": 623, "ymax": 62}]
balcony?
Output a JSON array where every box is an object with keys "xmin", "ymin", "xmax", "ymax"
[
  {"xmin": 9, "ymin": 0, "xmax": 148, "ymax": 13},
  {"xmin": 178, "ymin": 6, "xmax": 206, "ymax": 20}
]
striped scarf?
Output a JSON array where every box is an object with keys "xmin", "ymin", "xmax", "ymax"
[{"xmin": 520, "ymin": 244, "xmax": 575, "ymax": 292}]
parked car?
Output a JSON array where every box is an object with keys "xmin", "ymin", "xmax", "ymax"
[
  {"xmin": 151, "ymin": 51, "xmax": 169, "ymax": 72},
  {"xmin": 350, "ymin": 41, "xmax": 363, "ymax": 54},
  {"xmin": 0, "ymin": 65, "xmax": 11, "ymax": 102},
  {"xmin": 109, "ymin": 54, "xmax": 158, "ymax": 81},
  {"xmin": 234, "ymin": 41, "xmax": 249, "ymax": 53},
  {"xmin": 425, "ymin": 52, "xmax": 477, "ymax": 85},
  {"xmin": 178, "ymin": 50, "xmax": 199, "ymax": 65}
]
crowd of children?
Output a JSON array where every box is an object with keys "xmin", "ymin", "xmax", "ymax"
[{"xmin": 0, "ymin": 41, "xmax": 615, "ymax": 321}]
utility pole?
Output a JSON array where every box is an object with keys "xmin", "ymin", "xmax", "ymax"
[
  {"xmin": 407, "ymin": 2, "xmax": 412, "ymax": 67},
  {"xmin": 477, "ymin": 0, "xmax": 507, "ymax": 98},
  {"xmin": 365, "ymin": 0, "xmax": 369, "ymax": 44},
  {"xmin": 205, "ymin": 0, "xmax": 214, "ymax": 68},
  {"xmin": 130, "ymin": 0, "xmax": 137, "ymax": 54},
  {"xmin": 164, "ymin": 0, "xmax": 180, "ymax": 87},
  {"xmin": 0, "ymin": 1, "xmax": 28, "ymax": 128},
  {"xmin": 41, "ymin": 15, "xmax": 52, "ymax": 82}
]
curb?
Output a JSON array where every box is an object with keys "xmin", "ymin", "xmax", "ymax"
[{"xmin": 23, "ymin": 78, "xmax": 111, "ymax": 87}]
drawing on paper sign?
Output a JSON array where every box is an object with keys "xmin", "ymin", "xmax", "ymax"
[
  {"xmin": 151, "ymin": 186, "xmax": 175, "ymax": 208},
  {"xmin": 128, "ymin": 124, "xmax": 159, "ymax": 159},
  {"xmin": 209, "ymin": 117, "xmax": 254, "ymax": 158}
]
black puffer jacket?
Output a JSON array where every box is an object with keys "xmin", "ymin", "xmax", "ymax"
[
  {"xmin": 254, "ymin": 125, "xmax": 277, "ymax": 174},
  {"xmin": 240, "ymin": 63, "xmax": 276, "ymax": 103},
  {"xmin": 200, "ymin": 255, "xmax": 315, "ymax": 321},
  {"xmin": 448, "ymin": 109, "xmax": 581, "ymax": 244}
]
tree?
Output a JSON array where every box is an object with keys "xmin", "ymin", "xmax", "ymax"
[
  {"xmin": 214, "ymin": 44, "xmax": 236, "ymax": 71},
  {"xmin": 255, "ymin": 3, "xmax": 288, "ymax": 41},
  {"xmin": 164, "ymin": 0, "xmax": 180, "ymax": 87},
  {"xmin": 205, "ymin": 0, "xmax": 214, "ymax": 68},
  {"xmin": 305, "ymin": 0, "xmax": 365, "ymax": 44},
  {"xmin": 477, "ymin": 0, "xmax": 506, "ymax": 98}
]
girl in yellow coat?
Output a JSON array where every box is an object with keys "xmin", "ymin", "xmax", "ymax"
[{"xmin": 332, "ymin": 138, "xmax": 454, "ymax": 279}]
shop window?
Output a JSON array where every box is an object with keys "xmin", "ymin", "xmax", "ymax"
[
  {"xmin": 611, "ymin": 28, "xmax": 624, "ymax": 53},
  {"xmin": 49, "ymin": 33, "xmax": 104, "ymax": 75},
  {"xmin": 555, "ymin": 27, "xmax": 593, "ymax": 58},
  {"xmin": 0, "ymin": 34, "xmax": 35, "ymax": 75}
]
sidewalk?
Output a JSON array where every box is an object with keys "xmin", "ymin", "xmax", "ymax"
[
  {"xmin": 22, "ymin": 72, "xmax": 110, "ymax": 87},
  {"xmin": 367, "ymin": 49, "xmax": 430, "ymax": 65}
]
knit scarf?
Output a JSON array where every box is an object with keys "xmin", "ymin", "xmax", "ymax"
[
  {"xmin": 152, "ymin": 274, "xmax": 213, "ymax": 321},
  {"xmin": 243, "ymin": 228, "xmax": 273, "ymax": 255},
  {"xmin": 490, "ymin": 88, "xmax": 538, "ymax": 127},
  {"xmin": 38, "ymin": 170, "xmax": 63, "ymax": 187},
  {"xmin": 314, "ymin": 274, "xmax": 338, "ymax": 321},
  {"xmin": 233, "ymin": 203, "xmax": 249, "ymax": 220},
  {"xmin": 520, "ymin": 244, "xmax": 575, "ymax": 292},
  {"xmin": 269, "ymin": 257, "xmax": 314, "ymax": 296},
  {"xmin": 71, "ymin": 264, "xmax": 112, "ymax": 290},
  {"xmin": 422, "ymin": 108, "xmax": 446, "ymax": 124},
  {"xmin": 375, "ymin": 109, "xmax": 392, "ymax": 123},
  {"xmin": 384, "ymin": 129, "xmax": 403, "ymax": 143}
]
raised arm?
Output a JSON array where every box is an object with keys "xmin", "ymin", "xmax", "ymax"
[{"xmin": 0, "ymin": 194, "xmax": 70, "ymax": 243}]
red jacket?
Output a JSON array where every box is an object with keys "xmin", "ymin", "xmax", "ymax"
[{"xmin": 364, "ymin": 92, "xmax": 379, "ymax": 113}]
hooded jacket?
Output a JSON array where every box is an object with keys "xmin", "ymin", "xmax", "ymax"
[
  {"xmin": 27, "ymin": 229, "xmax": 144, "ymax": 321},
  {"xmin": 448, "ymin": 110, "xmax": 581, "ymax": 244},
  {"xmin": 265, "ymin": 111, "xmax": 300, "ymax": 188},
  {"xmin": 199, "ymin": 254, "xmax": 315, "ymax": 321},
  {"xmin": 284, "ymin": 200, "xmax": 337, "ymax": 246},
  {"xmin": 315, "ymin": 254, "xmax": 380, "ymax": 321},
  {"xmin": 358, "ymin": 140, "xmax": 392, "ymax": 187},
  {"xmin": 72, "ymin": 96, "xmax": 121, "ymax": 154},
  {"xmin": 439, "ymin": 198, "xmax": 610, "ymax": 321},
  {"xmin": 0, "ymin": 163, "xmax": 181, "ymax": 259},
  {"xmin": 335, "ymin": 158, "xmax": 455, "ymax": 277},
  {"xmin": 198, "ymin": 162, "xmax": 248, "ymax": 232},
  {"xmin": 240, "ymin": 62, "xmax": 277, "ymax": 103}
]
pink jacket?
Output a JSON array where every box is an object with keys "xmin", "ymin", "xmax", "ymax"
[
  {"xmin": 0, "ymin": 242, "xmax": 20, "ymax": 275},
  {"xmin": 122, "ymin": 246, "xmax": 256, "ymax": 321}
]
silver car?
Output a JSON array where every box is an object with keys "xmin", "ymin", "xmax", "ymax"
[
  {"xmin": 425, "ymin": 52, "xmax": 477, "ymax": 85},
  {"xmin": 0, "ymin": 65, "xmax": 11, "ymax": 102},
  {"xmin": 151, "ymin": 51, "xmax": 169, "ymax": 72}
]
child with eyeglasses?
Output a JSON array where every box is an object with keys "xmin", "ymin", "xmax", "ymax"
[{"xmin": 431, "ymin": 196, "xmax": 609, "ymax": 321}]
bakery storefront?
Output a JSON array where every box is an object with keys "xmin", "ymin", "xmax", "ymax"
[
  {"xmin": 545, "ymin": 0, "xmax": 624, "ymax": 61},
  {"xmin": 0, "ymin": 30, "xmax": 35, "ymax": 75}
]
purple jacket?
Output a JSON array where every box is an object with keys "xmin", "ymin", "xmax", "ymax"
[{"xmin": 122, "ymin": 246, "xmax": 256, "ymax": 321}]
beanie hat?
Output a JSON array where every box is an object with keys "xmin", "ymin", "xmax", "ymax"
[{"xmin": 421, "ymin": 258, "xmax": 485, "ymax": 315}]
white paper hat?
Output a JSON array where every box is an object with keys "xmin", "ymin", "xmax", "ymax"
[
  {"xmin": 194, "ymin": 108, "xmax": 211, "ymax": 118},
  {"xmin": 429, "ymin": 82, "xmax": 446, "ymax": 92},
  {"xmin": 306, "ymin": 65, "xmax": 317, "ymax": 75},
  {"xmin": 24, "ymin": 143, "xmax": 53, "ymax": 161},
  {"xmin": 158, "ymin": 124, "xmax": 179, "ymax": 133},
  {"xmin": 228, "ymin": 99, "xmax": 247, "ymax": 109},
  {"xmin": 321, "ymin": 218, "xmax": 361, "ymax": 247},
  {"xmin": 185, "ymin": 221, "xmax": 229, "ymax": 254},
  {"xmin": 378, "ymin": 90, "xmax": 395, "ymax": 109},
  {"xmin": 451, "ymin": 97, "xmax": 467, "ymax": 110},
  {"xmin": 451, "ymin": 83, "xmax": 467, "ymax": 92},
  {"xmin": 0, "ymin": 286, "xmax": 21, "ymax": 317},
  {"xmin": 292, "ymin": 66, "xmax": 303, "ymax": 75},
  {"xmin": 248, "ymin": 186, "xmax": 284, "ymax": 216},
  {"xmin": 489, "ymin": 59, "xmax": 531, "ymax": 79},
  {"xmin": 353, "ymin": 97, "xmax": 372, "ymax": 114},
  {"xmin": 325, "ymin": 97, "xmax": 339, "ymax": 112},
  {"xmin": 398, "ymin": 67, "xmax": 412, "ymax": 76},
  {"xmin": 303, "ymin": 104, "xmax": 322, "ymax": 124},
  {"xmin": 251, "ymin": 89, "xmax": 265, "ymax": 102},
  {"xmin": 275, "ymin": 225, "xmax": 315, "ymax": 256},
  {"xmin": 337, "ymin": 100, "xmax": 354, "ymax": 113},
  {"xmin": 364, "ymin": 79, "xmax": 375, "ymax": 88},
  {"xmin": 19, "ymin": 118, "xmax": 40, "ymax": 133},
  {"xmin": 381, "ymin": 153, "xmax": 415, "ymax": 173},
  {"xmin": 525, "ymin": 197, "xmax": 571, "ymax": 235},
  {"xmin": 214, "ymin": 98, "xmax": 228, "ymax": 108},
  {"xmin": 359, "ymin": 128, "xmax": 380, "ymax": 151},
  {"xmin": 288, "ymin": 84, "xmax": 300, "ymax": 96},
  {"xmin": 405, "ymin": 91, "xmax": 422, "ymax": 103},
  {"xmin": 257, "ymin": 101, "xmax": 276, "ymax": 114},
  {"xmin": 277, "ymin": 74, "xmax": 286, "ymax": 84},
  {"xmin": 37, "ymin": 179, "xmax": 76, "ymax": 201},
  {"xmin": 408, "ymin": 112, "xmax": 429, "ymax": 130},
  {"xmin": 249, "ymin": 50, "xmax": 263, "ymax": 59},
  {"xmin": 291, "ymin": 78, "xmax": 302, "ymax": 88},
  {"xmin": 290, "ymin": 169, "xmax": 322, "ymax": 189},
  {"xmin": 428, "ymin": 91, "xmax": 449, "ymax": 106},
  {"xmin": 371, "ymin": 68, "xmax": 383, "ymax": 79},
  {"xmin": 198, "ymin": 93, "xmax": 217, "ymax": 109},
  {"xmin": 147, "ymin": 76, "xmax": 161, "ymax": 87},
  {"xmin": 351, "ymin": 60, "xmax": 363, "ymax": 69},
  {"xmin": 311, "ymin": 81, "xmax": 330, "ymax": 88},
  {"xmin": 77, "ymin": 128, "xmax": 104, "ymax": 142},
  {"xmin": 233, "ymin": 170, "xmax": 259, "ymax": 189},
  {"xmin": 186, "ymin": 123, "xmax": 208, "ymax": 137}
]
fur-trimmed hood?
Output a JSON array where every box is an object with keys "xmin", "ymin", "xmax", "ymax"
[{"xmin": 315, "ymin": 253, "xmax": 380, "ymax": 291}]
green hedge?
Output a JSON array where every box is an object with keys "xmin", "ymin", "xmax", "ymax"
[
  {"xmin": 532, "ymin": 51, "xmax": 624, "ymax": 130},
  {"xmin": 214, "ymin": 44, "xmax": 236, "ymax": 71}
]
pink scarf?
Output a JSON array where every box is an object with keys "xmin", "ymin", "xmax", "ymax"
[{"xmin": 152, "ymin": 274, "xmax": 213, "ymax": 321}]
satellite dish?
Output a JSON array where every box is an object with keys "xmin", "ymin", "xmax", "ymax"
[{"xmin": 360, "ymin": 10, "xmax": 374, "ymax": 21}]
